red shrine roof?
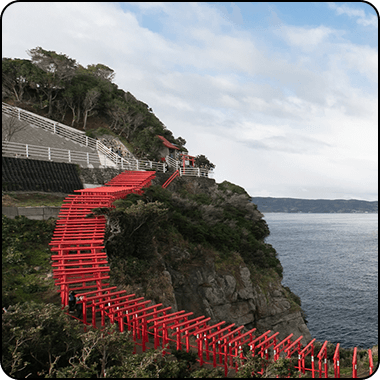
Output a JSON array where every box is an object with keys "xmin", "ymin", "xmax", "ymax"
[{"xmin": 157, "ymin": 135, "xmax": 179, "ymax": 150}]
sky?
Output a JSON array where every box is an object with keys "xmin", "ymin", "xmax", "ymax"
[{"xmin": 1, "ymin": 1, "xmax": 378, "ymax": 201}]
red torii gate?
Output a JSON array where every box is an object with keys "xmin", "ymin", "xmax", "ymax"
[
  {"xmin": 49, "ymin": 169, "xmax": 373, "ymax": 378},
  {"xmin": 180, "ymin": 154, "xmax": 195, "ymax": 174},
  {"xmin": 171, "ymin": 316, "xmax": 211, "ymax": 352},
  {"xmin": 299, "ymin": 338, "xmax": 316, "ymax": 377},
  {"xmin": 317, "ymin": 340, "xmax": 329, "ymax": 378},
  {"xmin": 228, "ymin": 328, "xmax": 257, "ymax": 373}
]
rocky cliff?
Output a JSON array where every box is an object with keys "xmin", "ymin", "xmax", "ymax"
[
  {"xmin": 93, "ymin": 173, "xmax": 312, "ymax": 346},
  {"xmin": 164, "ymin": 250, "xmax": 311, "ymax": 345}
]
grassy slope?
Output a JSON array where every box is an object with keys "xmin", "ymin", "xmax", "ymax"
[
  {"xmin": 3, "ymin": 192, "xmax": 67, "ymax": 207},
  {"xmin": 2, "ymin": 214, "xmax": 59, "ymax": 308}
]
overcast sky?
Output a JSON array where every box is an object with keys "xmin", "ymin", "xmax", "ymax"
[{"xmin": 2, "ymin": 2, "xmax": 378, "ymax": 200}]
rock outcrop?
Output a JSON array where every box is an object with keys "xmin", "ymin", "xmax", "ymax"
[
  {"xmin": 79, "ymin": 167, "xmax": 125, "ymax": 186},
  {"xmin": 162, "ymin": 248, "xmax": 312, "ymax": 345}
]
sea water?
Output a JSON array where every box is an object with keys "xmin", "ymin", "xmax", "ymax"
[{"xmin": 264, "ymin": 213, "xmax": 378, "ymax": 349}]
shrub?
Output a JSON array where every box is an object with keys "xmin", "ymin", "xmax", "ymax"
[
  {"xmin": 2, "ymin": 302, "xmax": 82, "ymax": 378},
  {"xmin": 235, "ymin": 354, "xmax": 300, "ymax": 378}
]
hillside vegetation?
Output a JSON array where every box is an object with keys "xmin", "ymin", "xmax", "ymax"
[
  {"xmin": 90, "ymin": 178, "xmax": 282, "ymax": 288},
  {"xmin": 2, "ymin": 47, "xmax": 189, "ymax": 161}
]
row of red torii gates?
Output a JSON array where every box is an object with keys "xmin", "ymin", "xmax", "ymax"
[{"xmin": 50, "ymin": 170, "xmax": 375, "ymax": 378}]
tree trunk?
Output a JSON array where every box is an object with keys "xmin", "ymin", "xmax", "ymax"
[
  {"xmin": 68, "ymin": 106, "xmax": 76, "ymax": 127},
  {"xmin": 83, "ymin": 111, "xmax": 88, "ymax": 131},
  {"xmin": 12, "ymin": 87, "xmax": 20, "ymax": 102},
  {"xmin": 47, "ymin": 91, "xmax": 53, "ymax": 118}
]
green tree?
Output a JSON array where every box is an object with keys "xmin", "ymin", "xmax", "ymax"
[
  {"xmin": 27, "ymin": 47, "xmax": 77, "ymax": 117},
  {"xmin": 89, "ymin": 199, "xmax": 167, "ymax": 261},
  {"xmin": 62, "ymin": 71, "xmax": 100, "ymax": 127},
  {"xmin": 86, "ymin": 63, "xmax": 115, "ymax": 82},
  {"xmin": 82, "ymin": 87, "xmax": 101, "ymax": 130},
  {"xmin": 2, "ymin": 58, "xmax": 36, "ymax": 102},
  {"xmin": 132, "ymin": 128, "xmax": 163, "ymax": 160},
  {"xmin": 2, "ymin": 302, "xmax": 82, "ymax": 378},
  {"xmin": 106, "ymin": 98, "xmax": 146, "ymax": 142},
  {"xmin": 195, "ymin": 154, "xmax": 215, "ymax": 170},
  {"xmin": 50, "ymin": 324, "xmax": 134, "ymax": 378},
  {"xmin": 3, "ymin": 47, "xmax": 192, "ymax": 160}
]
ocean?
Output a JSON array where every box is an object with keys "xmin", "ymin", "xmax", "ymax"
[{"xmin": 263, "ymin": 213, "xmax": 378, "ymax": 349}]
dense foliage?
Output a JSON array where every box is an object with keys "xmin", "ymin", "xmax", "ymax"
[
  {"xmin": 2, "ymin": 215, "xmax": 56, "ymax": 308},
  {"xmin": 2, "ymin": 302, "xmax": 223, "ymax": 378},
  {"xmin": 2, "ymin": 301, "xmax": 375, "ymax": 378},
  {"xmin": 148, "ymin": 183, "xmax": 278, "ymax": 271},
  {"xmin": 2, "ymin": 47, "xmax": 188, "ymax": 160}
]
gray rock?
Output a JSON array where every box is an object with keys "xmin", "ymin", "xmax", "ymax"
[
  {"xmin": 167, "ymin": 258, "xmax": 312, "ymax": 346},
  {"xmin": 256, "ymin": 311, "xmax": 312, "ymax": 346}
]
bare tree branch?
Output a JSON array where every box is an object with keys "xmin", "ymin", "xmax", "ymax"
[{"xmin": 2, "ymin": 114, "xmax": 28, "ymax": 142}]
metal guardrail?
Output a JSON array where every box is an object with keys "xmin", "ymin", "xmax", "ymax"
[{"xmin": 2, "ymin": 140, "xmax": 101, "ymax": 167}]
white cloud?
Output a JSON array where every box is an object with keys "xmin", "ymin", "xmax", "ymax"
[
  {"xmin": 280, "ymin": 25, "xmax": 334, "ymax": 50},
  {"xmin": 243, "ymin": 96, "xmax": 271, "ymax": 112},
  {"xmin": 1, "ymin": 2, "xmax": 377, "ymax": 200},
  {"xmin": 328, "ymin": 2, "xmax": 378, "ymax": 28},
  {"xmin": 129, "ymin": 2, "xmax": 166, "ymax": 11},
  {"xmin": 341, "ymin": 43, "xmax": 378, "ymax": 81}
]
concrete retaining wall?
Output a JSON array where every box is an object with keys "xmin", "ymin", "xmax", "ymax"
[
  {"xmin": 2, "ymin": 157, "xmax": 83, "ymax": 193},
  {"xmin": 2, "ymin": 206, "xmax": 61, "ymax": 220}
]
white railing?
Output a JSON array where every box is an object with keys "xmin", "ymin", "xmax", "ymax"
[
  {"xmin": 179, "ymin": 167, "xmax": 213, "ymax": 178},
  {"xmin": 166, "ymin": 155, "xmax": 178, "ymax": 169},
  {"xmin": 136, "ymin": 159, "xmax": 165, "ymax": 172},
  {"xmin": 166, "ymin": 155, "xmax": 213, "ymax": 177},
  {"xmin": 113, "ymin": 157, "xmax": 165, "ymax": 172},
  {"xmin": 2, "ymin": 102, "xmax": 136, "ymax": 167},
  {"xmin": 2, "ymin": 102, "xmax": 92, "ymax": 144},
  {"xmin": 2, "ymin": 102, "xmax": 214, "ymax": 177},
  {"xmin": 2, "ymin": 141, "xmax": 101, "ymax": 167}
]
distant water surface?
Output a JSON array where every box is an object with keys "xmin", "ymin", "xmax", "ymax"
[{"xmin": 264, "ymin": 213, "xmax": 378, "ymax": 349}]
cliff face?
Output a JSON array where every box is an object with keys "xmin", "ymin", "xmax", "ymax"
[
  {"xmin": 99, "ymin": 174, "xmax": 312, "ymax": 345},
  {"xmin": 164, "ymin": 251, "xmax": 311, "ymax": 345}
]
